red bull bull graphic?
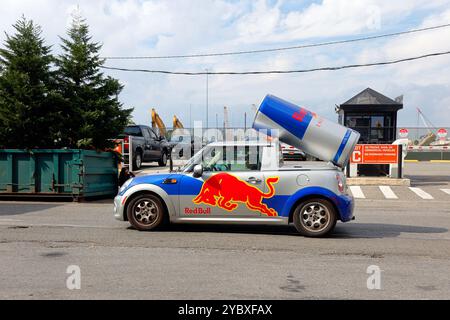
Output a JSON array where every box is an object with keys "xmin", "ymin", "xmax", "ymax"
[{"xmin": 193, "ymin": 173, "xmax": 280, "ymax": 217}]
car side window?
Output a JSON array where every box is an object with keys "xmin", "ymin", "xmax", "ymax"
[
  {"xmin": 232, "ymin": 146, "xmax": 261, "ymax": 171},
  {"xmin": 201, "ymin": 146, "xmax": 261, "ymax": 172},
  {"xmin": 149, "ymin": 129, "xmax": 158, "ymax": 140},
  {"xmin": 124, "ymin": 126, "xmax": 143, "ymax": 137},
  {"xmin": 142, "ymin": 128, "xmax": 151, "ymax": 141},
  {"xmin": 279, "ymin": 144, "xmax": 284, "ymax": 167}
]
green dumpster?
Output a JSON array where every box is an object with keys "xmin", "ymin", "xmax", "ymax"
[{"xmin": 0, "ymin": 149, "xmax": 118, "ymax": 200}]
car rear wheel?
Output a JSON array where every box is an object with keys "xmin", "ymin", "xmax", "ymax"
[
  {"xmin": 293, "ymin": 198, "xmax": 337, "ymax": 237},
  {"xmin": 127, "ymin": 194, "xmax": 165, "ymax": 231},
  {"xmin": 133, "ymin": 152, "xmax": 142, "ymax": 170}
]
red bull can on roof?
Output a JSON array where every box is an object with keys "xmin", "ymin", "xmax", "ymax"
[{"xmin": 253, "ymin": 95, "xmax": 360, "ymax": 168}]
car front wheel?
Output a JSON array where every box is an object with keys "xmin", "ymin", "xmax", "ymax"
[
  {"xmin": 127, "ymin": 194, "xmax": 166, "ymax": 231},
  {"xmin": 293, "ymin": 198, "xmax": 337, "ymax": 237},
  {"xmin": 158, "ymin": 151, "xmax": 168, "ymax": 167}
]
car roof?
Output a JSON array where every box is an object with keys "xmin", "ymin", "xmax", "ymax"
[
  {"xmin": 207, "ymin": 141, "xmax": 275, "ymax": 147},
  {"xmin": 127, "ymin": 125, "xmax": 151, "ymax": 129}
]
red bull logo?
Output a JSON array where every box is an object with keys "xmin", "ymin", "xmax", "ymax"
[
  {"xmin": 193, "ymin": 173, "xmax": 279, "ymax": 217},
  {"xmin": 292, "ymin": 107, "xmax": 317, "ymax": 123}
]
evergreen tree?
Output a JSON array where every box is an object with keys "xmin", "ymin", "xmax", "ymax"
[
  {"xmin": 56, "ymin": 15, "xmax": 132, "ymax": 150},
  {"xmin": 0, "ymin": 17, "xmax": 65, "ymax": 148}
]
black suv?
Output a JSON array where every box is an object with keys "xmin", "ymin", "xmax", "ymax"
[{"xmin": 121, "ymin": 125, "xmax": 170, "ymax": 170}]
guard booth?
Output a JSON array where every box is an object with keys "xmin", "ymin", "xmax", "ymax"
[{"xmin": 337, "ymin": 88, "xmax": 403, "ymax": 176}]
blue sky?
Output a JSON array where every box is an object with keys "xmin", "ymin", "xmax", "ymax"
[{"xmin": 1, "ymin": 0, "xmax": 450, "ymax": 128}]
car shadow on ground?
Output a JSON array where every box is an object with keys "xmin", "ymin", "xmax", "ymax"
[
  {"xmin": 327, "ymin": 223, "xmax": 447, "ymax": 239},
  {"xmin": 405, "ymin": 174, "xmax": 450, "ymax": 187},
  {"xmin": 0, "ymin": 203, "xmax": 64, "ymax": 216},
  {"xmin": 135, "ymin": 223, "xmax": 448, "ymax": 239}
]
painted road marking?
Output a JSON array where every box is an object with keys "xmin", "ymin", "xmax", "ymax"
[
  {"xmin": 379, "ymin": 186, "xmax": 398, "ymax": 199},
  {"xmin": 441, "ymin": 189, "xmax": 450, "ymax": 195},
  {"xmin": 409, "ymin": 187, "xmax": 434, "ymax": 200},
  {"xmin": 349, "ymin": 186, "xmax": 365, "ymax": 199},
  {"xmin": 0, "ymin": 219, "xmax": 23, "ymax": 222}
]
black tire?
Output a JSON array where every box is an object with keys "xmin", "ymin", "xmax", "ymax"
[
  {"xmin": 127, "ymin": 194, "xmax": 166, "ymax": 231},
  {"xmin": 133, "ymin": 151, "xmax": 143, "ymax": 170},
  {"xmin": 158, "ymin": 150, "xmax": 168, "ymax": 167},
  {"xmin": 293, "ymin": 198, "xmax": 337, "ymax": 237}
]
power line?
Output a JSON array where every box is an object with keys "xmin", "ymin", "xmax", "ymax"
[
  {"xmin": 100, "ymin": 50, "xmax": 450, "ymax": 76},
  {"xmin": 101, "ymin": 23, "xmax": 450, "ymax": 60}
]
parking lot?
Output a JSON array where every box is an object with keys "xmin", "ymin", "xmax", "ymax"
[{"xmin": 0, "ymin": 162, "xmax": 449, "ymax": 300}]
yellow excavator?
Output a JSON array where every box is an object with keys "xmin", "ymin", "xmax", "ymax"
[
  {"xmin": 173, "ymin": 115, "xmax": 184, "ymax": 129},
  {"xmin": 151, "ymin": 108, "xmax": 167, "ymax": 138}
]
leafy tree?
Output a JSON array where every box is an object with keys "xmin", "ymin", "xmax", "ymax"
[
  {"xmin": 0, "ymin": 17, "xmax": 65, "ymax": 148},
  {"xmin": 56, "ymin": 15, "xmax": 132, "ymax": 150}
]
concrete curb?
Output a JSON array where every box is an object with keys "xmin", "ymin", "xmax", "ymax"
[{"xmin": 347, "ymin": 177, "xmax": 411, "ymax": 186}]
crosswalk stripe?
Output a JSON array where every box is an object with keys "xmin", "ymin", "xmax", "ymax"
[
  {"xmin": 379, "ymin": 186, "xmax": 398, "ymax": 199},
  {"xmin": 441, "ymin": 189, "xmax": 450, "ymax": 195},
  {"xmin": 409, "ymin": 187, "xmax": 434, "ymax": 200},
  {"xmin": 349, "ymin": 186, "xmax": 365, "ymax": 199}
]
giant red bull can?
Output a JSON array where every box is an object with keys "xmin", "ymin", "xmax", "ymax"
[{"xmin": 253, "ymin": 95, "xmax": 360, "ymax": 167}]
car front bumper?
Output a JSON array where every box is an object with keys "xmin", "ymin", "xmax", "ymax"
[{"xmin": 114, "ymin": 194, "xmax": 126, "ymax": 221}]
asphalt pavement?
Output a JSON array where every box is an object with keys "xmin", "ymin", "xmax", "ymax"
[{"xmin": 0, "ymin": 162, "xmax": 449, "ymax": 300}]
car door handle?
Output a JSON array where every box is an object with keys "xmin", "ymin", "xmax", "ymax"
[{"xmin": 246, "ymin": 177, "xmax": 262, "ymax": 184}]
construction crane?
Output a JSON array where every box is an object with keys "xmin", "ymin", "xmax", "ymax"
[
  {"xmin": 416, "ymin": 107, "xmax": 436, "ymax": 146},
  {"xmin": 173, "ymin": 115, "xmax": 184, "ymax": 129},
  {"xmin": 151, "ymin": 108, "xmax": 167, "ymax": 138}
]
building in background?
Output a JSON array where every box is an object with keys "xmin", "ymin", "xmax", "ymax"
[{"xmin": 337, "ymin": 88, "xmax": 403, "ymax": 176}]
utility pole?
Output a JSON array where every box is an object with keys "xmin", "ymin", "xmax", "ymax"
[
  {"xmin": 189, "ymin": 104, "xmax": 192, "ymax": 130},
  {"xmin": 205, "ymin": 68, "xmax": 209, "ymax": 130},
  {"xmin": 216, "ymin": 113, "xmax": 219, "ymax": 129},
  {"xmin": 244, "ymin": 112, "xmax": 247, "ymax": 130}
]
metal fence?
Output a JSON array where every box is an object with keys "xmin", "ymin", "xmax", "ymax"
[
  {"xmin": 166, "ymin": 127, "xmax": 449, "ymax": 143},
  {"xmin": 395, "ymin": 127, "xmax": 450, "ymax": 144}
]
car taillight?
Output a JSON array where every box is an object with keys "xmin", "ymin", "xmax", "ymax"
[
  {"xmin": 124, "ymin": 137, "xmax": 129, "ymax": 153},
  {"xmin": 336, "ymin": 174, "xmax": 345, "ymax": 193}
]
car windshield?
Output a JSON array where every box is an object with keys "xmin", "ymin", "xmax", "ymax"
[{"xmin": 180, "ymin": 148, "xmax": 204, "ymax": 172}]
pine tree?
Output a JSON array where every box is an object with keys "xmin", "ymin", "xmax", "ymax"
[
  {"xmin": 56, "ymin": 15, "xmax": 132, "ymax": 150},
  {"xmin": 0, "ymin": 17, "xmax": 65, "ymax": 148}
]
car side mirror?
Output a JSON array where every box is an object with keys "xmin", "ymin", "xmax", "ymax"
[{"xmin": 193, "ymin": 165, "xmax": 203, "ymax": 178}]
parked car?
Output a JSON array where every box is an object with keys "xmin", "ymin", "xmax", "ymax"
[
  {"xmin": 281, "ymin": 143, "xmax": 306, "ymax": 161},
  {"xmin": 169, "ymin": 131, "xmax": 203, "ymax": 160},
  {"xmin": 120, "ymin": 125, "xmax": 170, "ymax": 170},
  {"xmin": 114, "ymin": 141, "xmax": 354, "ymax": 238}
]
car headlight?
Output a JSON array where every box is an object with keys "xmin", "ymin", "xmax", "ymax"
[{"xmin": 119, "ymin": 178, "xmax": 134, "ymax": 194}]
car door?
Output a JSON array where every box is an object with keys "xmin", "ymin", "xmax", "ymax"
[
  {"xmin": 147, "ymin": 128, "xmax": 162, "ymax": 160},
  {"xmin": 178, "ymin": 145, "xmax": 272, "ymax": 218},
  {"xmin": 141, "ymin": 128, "xmax": 153, "ymax": 161}
]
